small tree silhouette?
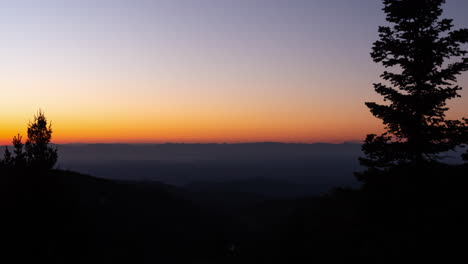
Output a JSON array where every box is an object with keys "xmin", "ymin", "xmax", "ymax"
[
  {"xmin": 24, "ymin": 110, "xmax": 58, "ymax": 170},
  {"xmin": 12, "ymin": 134, "xmax": 26, "ymax": 168},
  {"xmin": 0, "ymin": 110, "xmax": 57, "ymax": 170},
  {"xmin": 0, "ymin": 147, "xmax": 14, "ymax": 168},
  {"xmin": 358, "ymin": 0, "xmax": 468, "ymax": 181}
]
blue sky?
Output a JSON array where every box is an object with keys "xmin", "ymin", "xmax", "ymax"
[{"xmin": 0, "ymin": 0, "xmax": 467, "ymax": 143}]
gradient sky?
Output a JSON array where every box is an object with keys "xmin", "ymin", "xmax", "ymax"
[{"xmin": 1, "ymin": 0, "xmax": 467, "ymax": 144}]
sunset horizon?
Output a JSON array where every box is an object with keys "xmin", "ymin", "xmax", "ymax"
[
  {"xmin": 2, "ymin": 0, "xmax": 466, "ymax": 145},
  {"xmin": 2, "ymin": 1, "xmax": 468, "ymax": 262}
]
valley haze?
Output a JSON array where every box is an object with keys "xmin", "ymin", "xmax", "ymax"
[{"xmin": 50, "ymin": 142, "xmax": 363, "ymax": 197}]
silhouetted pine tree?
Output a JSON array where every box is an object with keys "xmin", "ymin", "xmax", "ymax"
[
  {"xmin": 358, "ymin": 0, "xmax": 468, "ymax": 181},
  {"xmin": 0, "ymin": 111, "xmax": 57, "ymax": 170},
  {"xmin": 12, "ymin": 134, "xmax": 26, "ymax": 168},
  {"xmin": 24, "ymin": 110, "xmax": 58, "ymax": 170}
]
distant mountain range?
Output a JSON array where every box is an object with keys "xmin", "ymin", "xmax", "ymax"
[
  {"xmin": 1, "ymin": 142, "xmax": 463, "ymax": 196},
  {"xmin": 53, "ymin": 143, "xmax": 363, "ymax": 196}
]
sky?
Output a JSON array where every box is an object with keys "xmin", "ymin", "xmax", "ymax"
[{"xmin": 0, "ymin": 0, "xmax": 467, "ymax": 144}]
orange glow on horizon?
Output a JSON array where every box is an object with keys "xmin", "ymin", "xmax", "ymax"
[
  {"xmin": 0, "ymin": 0, "xmax": 467, "ymax": 146},
  {"xmin": 0, "ymin": 108, "xmax": 385, "ymax": 145}
]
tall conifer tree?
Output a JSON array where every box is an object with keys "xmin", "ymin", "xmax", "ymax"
[{"xmin": 359, "ymin": 0, "xmax": 468, "ymax": 181}]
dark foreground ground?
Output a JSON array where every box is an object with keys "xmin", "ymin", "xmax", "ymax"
[{"xmin": 1, "ymin": 165, "xmax": 468, "ymax": 263}]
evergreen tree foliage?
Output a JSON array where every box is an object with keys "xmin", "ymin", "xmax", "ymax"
[
  {"xmin": 0, "ymin": 111, "xmax": 57, "ymax": 170},
  {"xmin": 358, "ymin": 0, "xmax": 468, "ymax": 181},
  {"xmin": 24, "ymin": 110, "xmax": 58, "ymax": 170},
  {"xmin": 12, "ymin": 134, "xmax": 26, "ymax": 168}
]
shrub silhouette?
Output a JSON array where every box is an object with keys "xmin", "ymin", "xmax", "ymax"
[
  {"xmin": 0, "ymin": 146, "xmax": 14, "ymax": 168},
  {"xmin": 358, "ymin": 0, "xmax": 468, "ymax": 182},
  {"xmin": 0, "ymin": 110, "xmax": 57, "ymax": 170}
]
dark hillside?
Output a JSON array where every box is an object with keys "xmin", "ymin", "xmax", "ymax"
[
  {"xmin": 2, "ymin": 165, "xmax": 468, "ymax": 263},
  {"xmin": 0, "ymin": 170, "xmax": 240, "ymax": 264}
]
